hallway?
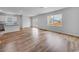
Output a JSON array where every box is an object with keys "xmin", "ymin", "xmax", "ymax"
[{"xmin": 0, "ymin": 28, "xmax": 79, "ymax": 52}]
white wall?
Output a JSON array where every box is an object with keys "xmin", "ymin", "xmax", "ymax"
[{"xmin": 22, "ymin": 15, "xmax": 31, "ymax": 28}]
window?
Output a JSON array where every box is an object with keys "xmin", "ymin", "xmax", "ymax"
[{"xmin": 47, "ymin": 14, "xmax": 62, "ymax": 27}]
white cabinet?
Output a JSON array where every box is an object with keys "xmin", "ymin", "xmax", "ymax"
[{"xmin": 4, "ymin": 25, "xmax": 20, "ymax": 33}]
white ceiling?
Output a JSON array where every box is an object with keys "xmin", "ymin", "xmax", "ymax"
[{"xmin": 0, "ymin": 7, "xmax": 65, "ymax": 16}]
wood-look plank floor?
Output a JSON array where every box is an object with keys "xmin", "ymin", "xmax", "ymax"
[{"xmin": 0, "ymin": 28, "xmax": 79, "ymax": 52}]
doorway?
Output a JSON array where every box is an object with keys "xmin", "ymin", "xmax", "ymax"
[{"xmin": 31, "ymin": 18, "xmax": 38, "ymax": 28}]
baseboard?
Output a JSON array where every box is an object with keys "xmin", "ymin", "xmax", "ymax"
[
  {"xmin": 20, "ymin": 27, "xmax": 79, "ymax": 38},
  {"xmin": 37, "ymin": 27, "xmax": 79, "ymax": 38}
]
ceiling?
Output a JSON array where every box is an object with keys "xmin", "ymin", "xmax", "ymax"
[{"xmin": 0, "ymin": 7, "xmax": 65, "ymax": 16}]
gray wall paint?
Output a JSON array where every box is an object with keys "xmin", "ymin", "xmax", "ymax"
[
  {"xmin": 32, "ymin": 7, "xmax": 79, "ymax": 36},
  {"xmin": 17, "ymin": 15, "xmax": 22, "ymax": 28}
]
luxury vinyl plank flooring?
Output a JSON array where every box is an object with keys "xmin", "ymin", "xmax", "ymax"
[{"xmin": 0, "ymin": 28, "xmax": 79, "ymax": 52}]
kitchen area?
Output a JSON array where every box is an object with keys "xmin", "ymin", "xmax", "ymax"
[{"xmin": 0, "ymin": 15, "xmax": 22, "ymax": 35}]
